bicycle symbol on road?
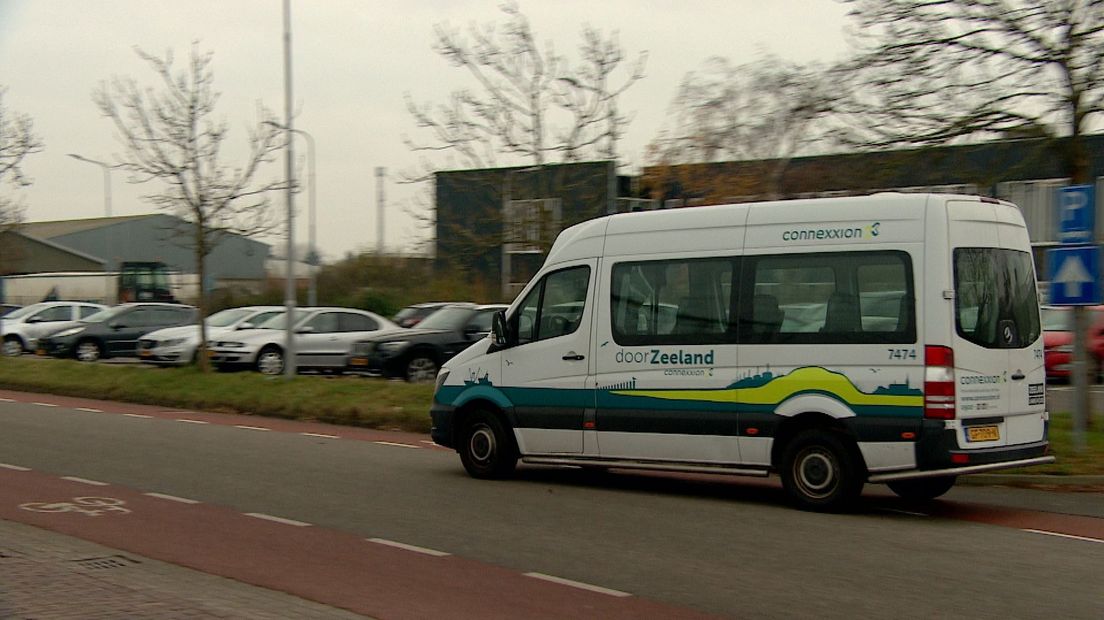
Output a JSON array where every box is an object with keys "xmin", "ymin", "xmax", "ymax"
[{"xmin": 19, "ymin": 496, "xmax": 131, "ymax": 517}]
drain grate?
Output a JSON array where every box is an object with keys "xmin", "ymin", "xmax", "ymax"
[{"xmin": 71, "ymin": 555, "xmax": 140, "ymax": 570}]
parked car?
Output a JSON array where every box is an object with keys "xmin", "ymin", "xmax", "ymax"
[
  {"xmin": 391, "ymin": 302, "xmax": 459, "ymax": 328},
  {"xmin": 0, "ymin": 304, "xmax": 21, "ymax": 318},
  {"xmin": 208, "ymin": 307, "xmax": 400, "ymax": 375},
  {"xmin": 137, "ymin": 305, "xmax": 285, "ymax": 366},
  {"xmin": 37, "ymin": 303, "xmax": 197, "ymax": 362},
  {"xmin": 1042, "ymin": 304, "xmax": 1104, "ymax": 381},
  {"xmin": 2, "ymin": 301, "xmax": 107, "ymax": 356},
  {"xmin": 348, "ymin": 303, "xmax": 507, "ymax": 382}
]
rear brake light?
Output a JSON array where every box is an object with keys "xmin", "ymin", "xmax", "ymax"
[{"xmin": 924, "ymin": 345, "xmax": 956, "ymax": 420}]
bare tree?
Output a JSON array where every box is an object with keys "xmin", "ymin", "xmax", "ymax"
[
  {"xmin": 403, "ymin": 1, "xmax": 646, "ymax": 175},
  {"xmin": 93, "ymin": 45, "xmax": 286, "ymax": 370},
  {"xmin": 646, "ymin": 54, "xmax": 840, "ymax": 199},
  {"xmin": 839, "ymin": 0, "xmax": 1104, "ymax": 183},
  {"xmin": 0, "ymin": 87, "xmax": 43, "ymax": 234}
]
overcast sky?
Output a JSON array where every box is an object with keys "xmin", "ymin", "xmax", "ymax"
[{"xmin": 0, "ymin": 0, "xmax": 852, "ymax": 261}]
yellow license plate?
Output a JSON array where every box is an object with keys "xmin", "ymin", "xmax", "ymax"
[
  {"xmin": 350, "ymin": 358, "xmax": 368, "ymax": 366},
  {"xmin": 967, "ymin": 425, "xmax": 1000, "ymax": 442},
  {"xmin": 36, "ymin": 349, "xmax": 45, "ymax": 356},
  {"xmin": 139, "ymin": 350, "xmax": 151, "ymax": 357}
]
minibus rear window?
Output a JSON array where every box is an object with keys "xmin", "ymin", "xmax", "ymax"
[{"xmin": 954, "ymin": 248, "xmax": 1040, "ymax": 348}]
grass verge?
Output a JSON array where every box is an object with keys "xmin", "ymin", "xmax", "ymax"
[
  {"xmin": 1, "ymin": 357, "xmax": 1101, "ymax": 475},
  {"xmin": 0, "ymin": 357, "xmax": 434, "ymax": 433}
]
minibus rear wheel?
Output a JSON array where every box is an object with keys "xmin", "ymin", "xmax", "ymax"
[
  {"xmin": 459, "ymin": 410, "xmax": 518, "ymax": 479},
  {"xmin": 780, "ymin": 429, "xmax": 863, "ymax": 511},
  {"xmin": 886, "ymin": 476, "xmax": 956, "ymax": 501}
]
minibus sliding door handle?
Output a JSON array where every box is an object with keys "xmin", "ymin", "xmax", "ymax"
[{"xmin": 562, "ymin": 352, "xmax": 585, "ymax": 361}]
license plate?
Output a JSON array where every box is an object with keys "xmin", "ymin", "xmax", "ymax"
[
  {"xmin": 967, "ymin": 425, "xmax": 1000, "ymax": 442},
  {"xmin": 350, "ymin": 357, "xmax": 368, "ymax": 366},
  {"xmin": 36, "ymin": 349, "xmax": 45, "ymax": 356},
  {"xmin": 139, "ymin": 350, "xmax": 151, "ymax": 357}
]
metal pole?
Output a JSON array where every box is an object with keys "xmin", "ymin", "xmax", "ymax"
[
  {"xmin": 376, "ymin": 167, "xmax": 385, "ymax": 254},
  {"xmin": 1072, "ymin": 305, "xmax": 1089, "ymax": 451},
  {"xmin": 68, "ymin": 153, "xmax": 114, "ymax": 302},
  {"xmin": 306, "ymin": 130, "xmax": 316, "ymax": 307},
  {"xmin": 282, "ymin": 0, "xmax": 297, "ymax": 379}
]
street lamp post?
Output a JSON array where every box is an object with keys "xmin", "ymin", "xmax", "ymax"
[
  {"xmin": 68, "ymin": 153, "xmax": 115, "ymax": 303},
  {"xmin": 264, "ymin": 122, "xmax": 317, "ymax": 307}
]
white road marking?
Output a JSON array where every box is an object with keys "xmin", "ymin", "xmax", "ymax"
[
  {"xmin": 32, "ymin": 402, "xmax": 58, "ymax": 407},
  {"xmin": 1024, "ymin": 529, "xmax": 1104, "ymax": 544},
  {"xmin": 235, "ymin": 425, "xmax": 271, "ymax": 432},
  {"xmin": 245, "ymin": 513, "xmax": 311, "ymax": 527},
  {"xmin": 75, "ymin": 407, "xmax": 102, "ymax": 413},
  {"xmin": 524, "ymin": 572, "xmax": 632, "ymax": 597},
  {"xmin": 301, "ymin": 432, "xmax": 340, "ymax": 439},
  {"xmin": 0, "ymin": 463, "xmax": 31, "ymax": 471},
  {"xmin": 367, "ymin": 538, "xmax": 451, "ymax": 557},
  {"xmin": 124, "ymin": 413, "xmax": 152, "ymax": 419},
  {"xmin": 145, "ymin": 492, "xmax": 200, "ymax": 505},
  {"xmin": 61, "ymin": 476, "xmax": 109, "ymax": 486},
  {"xmin": 374, "ymin": 441, "xmax": 420, "ymax": 449},
  {"xmin": 0, "ymin": 398, "xmax": 15, "ymax": 402},
  {"xmin": 177, "ymin": 419, "xmax": 210, "ymax": 425},
  {"xmin": 878, "ymin": 508, "xmax": 930, "ymax": 517}
]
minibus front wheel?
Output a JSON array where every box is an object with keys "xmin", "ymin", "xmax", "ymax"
[
  {"xmin": 780, "ymin": 429, "xmax": 863, "ymax": 511},
  {"xmin": 459, "ymin": 409, "xmax": 518, "ymax": 479}
]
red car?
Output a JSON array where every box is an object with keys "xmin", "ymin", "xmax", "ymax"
[{"xmin": 1042, "ymin": 305, "xmax": 1104, "ymax": 382}]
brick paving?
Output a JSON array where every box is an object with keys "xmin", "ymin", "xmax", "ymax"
[{"xmin": 0, "ymin": 519, "xmax": 369, "ymax": 619}]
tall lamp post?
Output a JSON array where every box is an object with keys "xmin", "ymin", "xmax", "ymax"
[
  {"xmin": 265, "ymin": 122, "xmax": 317, "ymax": 306},
  {"xmin": 68, "ymin": 153, "xmax": 115, "ymax": 303}
]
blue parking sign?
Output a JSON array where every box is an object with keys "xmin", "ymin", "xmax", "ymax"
[
  {"xmin": 1047, "ymin": 245, "xmax": 1101, "ymax": 305},
  {"xmin": 1058, "ymin": 185, "xmax": 1096, "ymax": 243}
]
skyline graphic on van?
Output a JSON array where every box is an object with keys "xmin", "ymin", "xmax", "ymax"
[{"xmin": 611, "ymin": 366, "xmax": 922, "ymax": 413}]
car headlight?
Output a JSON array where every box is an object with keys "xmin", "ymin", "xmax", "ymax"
[
  {"xmin": 52, "ymin": 326, "xmax": 86, "ymax": 338},
  {"xmin": 161, "ymin": 338, "xmax": 187, "ymax": 347},
  {"xmin": 377, "ymin": 341, "xmax": 409, "ymax": 354},
  {"xmin": 434, "ymin": 369, "xmax": 450, "ymax": 395}
]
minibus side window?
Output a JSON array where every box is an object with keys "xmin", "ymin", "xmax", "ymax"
[
  {"xmin": 513, "ymin": 265, "xmax": 591, "ymax": 346},
  {"xmin": 610, "ymin": 258, "xmax": 734, "ymax": 346},
  {"xmin": 739, "ymin": 250, "xmax": 915, "ymax": 345}
]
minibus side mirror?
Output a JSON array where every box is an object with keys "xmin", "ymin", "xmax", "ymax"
[{"xmin": 491, "ymin": 310, "xmax": 511, "ymax": 348}]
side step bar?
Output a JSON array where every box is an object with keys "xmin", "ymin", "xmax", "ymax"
[
  {"xmin": 522, "ymin": 456, "xmax": 770, "ymax": 477},
  {"xmin": 867, "ymin": 456, "xmax": 1056, "ymax": 482}
]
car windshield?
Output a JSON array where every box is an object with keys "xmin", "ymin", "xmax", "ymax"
[
  {"xmin": 1041, "ymin": 307, "xmax": 1071, "ymax": 331},
  {"xmin": 2, "ymin": 303, "xmax": 46, "ymax": 320},
  {"xmin": 417, "ymin": 306, "xmax": 473, "ymax": 331},
  {"xmin": 80, "ymin": 306, "xmax": 129, "ymax": 323},
  {"xmin": 257, "ymin": 310, "xmax": 309, "ymax": 329},
  {"xmin": 206, "ymin": 308, "xmax": 254, "ymax": 328}
]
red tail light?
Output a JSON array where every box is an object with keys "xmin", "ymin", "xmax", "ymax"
[{"xmin": 924, "ymin": 345, "xmax": 956, "ymax": 420}]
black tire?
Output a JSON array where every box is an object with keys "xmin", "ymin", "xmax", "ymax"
[
  {"xmin": 780, "ymin": 429, "xmax": 864, "ymax": 512},
  {"xmin": 75, "ymin": 339, "xmax": 103, "ymax": 362},
  {"xmin": 2, "ymin": 335, "xmax": 24, "ymax": 357},
  {"xmin": 887, "ymin": 476, "xmax": 957, "ymax": 501},
  {"xmin": 405, "ymin": 354, "xmax": 438, "ymax": 383},
  {"xmin": 458, "ymin": 410, "xmax": 518, "ymax": 479},
  {"xmin": 255, "ymin": 345, "xmax": 285, "ymax": 375}
]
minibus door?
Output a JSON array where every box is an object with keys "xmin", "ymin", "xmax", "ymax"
[{"xmin": 500, "ymin": 261, "xmax": 596, "ymax": 455}]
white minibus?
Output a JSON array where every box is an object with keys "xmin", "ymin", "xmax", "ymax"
[{"xmin": 430, "ymin": 193, "xmax": 1054, "ymax": 510}]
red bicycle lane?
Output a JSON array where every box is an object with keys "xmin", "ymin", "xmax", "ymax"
[{"xmin": 0, "ymin": 467, "xmax": 717, "ymax": 619}]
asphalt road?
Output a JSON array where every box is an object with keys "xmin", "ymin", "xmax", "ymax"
[{"xmin": 0, "ymin": 390, "xmax": 1102, "ymax": 618}]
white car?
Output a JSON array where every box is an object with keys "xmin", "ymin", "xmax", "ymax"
[
  {"xmin": 1, "ymin": 301, "xmax": 107, "ymax": 356},
  {"xmin": 208, "ymin": 307, "xmax": 401, "ymax": 375},
  {"xmin": 137, "ymin": 306, "xmax": 286, "ymax": 366}
]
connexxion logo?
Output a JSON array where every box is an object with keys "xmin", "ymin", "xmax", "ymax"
[{"xmin": 782, "ymin": 222, "xmax": 880, "ymax": 242}]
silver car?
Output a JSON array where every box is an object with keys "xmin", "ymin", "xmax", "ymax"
[
  {"xmin": 1, "ymin": 301, "xmax": 107, "ymax": 356},
  {"xmin": 137, "ymin": 306, "xmax": 285, "ymax": 366},
  {"xmin": 208, "ymin": 307, "xmax": 401, "ymax": 375}
]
